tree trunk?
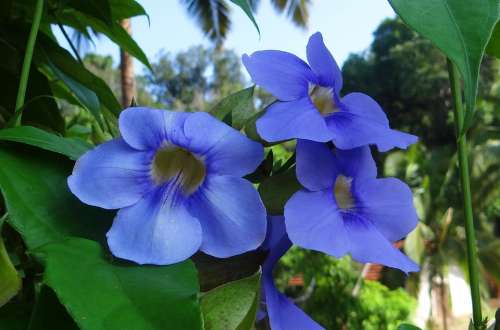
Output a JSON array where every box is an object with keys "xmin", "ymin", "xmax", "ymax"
[{"xmin": 120, "ymin": 19, "xmax": 135, "ymax": 107}]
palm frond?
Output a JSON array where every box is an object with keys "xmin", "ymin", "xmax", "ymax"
[
  {"xmin": 270, "ymin": 0, "xmax": 311, "ymax": 28},
  {"xmin": 180, "ymin": 0, "xmax": 230, "ymax": 44}
]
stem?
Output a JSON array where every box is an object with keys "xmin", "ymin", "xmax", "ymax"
[
  {"xmin": 13, "ymin": 0, "xmax": 44, "ymax": 126},
  {"xmin": 57, "ymin": 22, "xmax": 83, "ymax": 65},
  {"xmin": 447, "ymin": 59, "xmax": 483, "ymax": 328}
]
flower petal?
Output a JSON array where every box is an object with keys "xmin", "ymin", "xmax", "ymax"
[
  {"xmin": 306, "ymin": 32, "xmax": 343, "ymax": 93},
  {"xmin": 327, "ymin": 93, "xmax": 418, "ymax": 151},
  {"xmin": 256, "ymin": 98, "xmax": 332, "ymax": 142},
  {"xmin": 261, "ymin": 216, "xmax": 287, "ymax": 251},
  {"xmin": 353, "ymin": 178, "xmax": 418, "ymax": 242},
  {"xmin": 242, "ymin": 51, "xmax": 315, "ymax": 101},
  {"xmin": 183, "ymin": 112, "xmax": 264, "ymax": 176},
  {"xmin": 262, "ymin": 240, "xmax": 324, "ymax": 330},
  {"xmin": 188, "ymin": 175, "xmax": 267, "ymax": 258},
  {"xmin": 68, "ymin": 138, "xmax": 152, "ymax": 209},
  {"xmin": 119, "ymin": 107, "xmax": 189, "ymax": 150},
  {"xmin": 107, "ymin": 187, "xmax": 202, "ymax": 265},
  {"xmin": 343, "ymin": 213, "xmax": 419, "ymax": 273},
  {"xmin": 334, "ymin": 146, "xmax": 377, "ymax": 181},
  {"xmin": 285, "ymin": 189, "xmax": 350, "ymax": 258},
  {"xmin": 296, "ymin": 140, "xmax": 337, "ymax": 191}
]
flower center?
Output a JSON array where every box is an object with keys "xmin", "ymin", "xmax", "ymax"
[
  {"xmin": 333, "ymin": 175, "xmax": 354, "ymax": 209},
  {"xmin": 309, "ymin": 84, "xmax": 339, "ymax": 116},
  {"xmin": 151, "ymin": 146, "xmax": 206, "ymax": 194}
]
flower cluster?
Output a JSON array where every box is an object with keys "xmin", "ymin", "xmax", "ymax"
[
  {"xmin": 243, "ymin": 32, "xmax": 419, "ymax": 328},
  {"xmin": 68, "ymin": 32, "xmax": 418, "ymax": 330}
]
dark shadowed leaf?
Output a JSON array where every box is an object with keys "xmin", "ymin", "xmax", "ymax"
[
  {"xmin": 67, "ymin": 0, "xmax": 113, "ymax": 26},
  {"xmin": 0, "ymin": 300, "xmax": 31, "ymax": 330},
  {"xmin": 229, "ymin": 0, "xmax": 260, "ymax": 35},
  {"xmin": 28, "ymin": 286, "xmax": 79, "ymax": 330},
  {"xmin": 0, "ymin": 126, "xmax": 91, "ymax": 160},
  {"xmin": 258, "ymin": 166, "xmax": 301, "ymax": 214},
  {"xmin": 486, "ymin": 22, "xmax": 500, "ymax": 58},
  {"xmin": 34, "ymin": 238, "xmax": 203, "ymax": 330},
  {"xmin": 389, "ymin": 0, "xmax": 499, "ymax": 134},
  {"xmin": 397, "ymin": 324, "xmax": 422, "ymax": 330},
  {"xmin": 211, "ymin": 86, "xmax": 255, "ymax": 130},
  {"xmin": 0, "ymin": 144, "xmax": 112, "ymax": 250},
  {"xmin": 201, "ymin": 270, "xmax": 261, "ymax": 330}
]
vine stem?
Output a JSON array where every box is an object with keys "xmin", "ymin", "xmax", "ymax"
[
  {"xmin": 13, "ymin": 0, "xmax": 44, "ymax": 126},
  {"xmin": 446, "ymin": 58, "xmax": 483, "ymax": 329}
]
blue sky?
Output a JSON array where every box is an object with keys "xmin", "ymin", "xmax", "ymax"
[{"xmin": 55, "ymin": 0, "xmax": 396, "ymax": 73}]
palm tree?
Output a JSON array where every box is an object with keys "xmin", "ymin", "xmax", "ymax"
[
  {"xmin": 119, "ymin": 19, "xmax": 135, "ymax": 107},
  {"xmin": 179, "ymin": 0, "xmax": 311, "ymax": 45}
]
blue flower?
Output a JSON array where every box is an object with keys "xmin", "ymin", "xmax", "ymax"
[
  {"xmin": 243, "ymin": 32, "xmax": 417, "ymax": 151},
  {"xmin": 261, "ymin": 216, "xmax": 324, "ymax": 330},
  {"xmin": 68, "ymin": 108, "xmax": 267, "ymax": 265},
  {"xmin": 284, "ymin": 140, "xmax": 419, "ymax": 273}
]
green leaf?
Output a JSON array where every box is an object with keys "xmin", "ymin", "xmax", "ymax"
[
  {"xmin": 34, "ymin": 238, "xmax": 203, "ymax": 330},
  {"xmin": 397, "ymin": 324, "xmax": 422, "ymax": 330},
  {"xmin": 67, "ymin": 0, "xmax": 113, "ymax": 26},
  {"xmin": 45, "ymin": 61, "xmax": 104, "ymax": 128},
  {"xmin": 486, "ymin": 22, "xmax": 500, "ymax": 58},
  {"xmin": 389, "ymin": 0, "xmax": 499, "ymax": 134},
  {"xmin": 35, "ymin": 31, "xmax": 122, "ymax": 116},
  {"xmin": 109, "ymin": 0, "xmax": 149, "ymax": 21},
  {"xmin": 229, "ymin": 0, "xmax": 260, "ymax": 36},
  {"xmin": 0, "ymin": 126, "xmax": 91, "ymax": 160},
  {"xmin": 58, "ymin": 10, "xmax": 152, "ymax": 70},
  {"xmin": 0, "ymin": 144, "xmax": 112, "ymax": 250},
  {"xmin": 258, "ymin": 166, "xmax": 301, "ymax": 215},
  {"xmin": 210, "ymin": 86, "xmax": 255, "ymax": 130},
  {"xmin": 201, "ymin": 271, "xmax": 261, "ymax": 330},
  {"xmin": 0, "ymin": 232, "xmax": 21, "ymax": 307},
  {"xmin": 0, "ymin": 300, "xmax": 31, "ymax": 330}
]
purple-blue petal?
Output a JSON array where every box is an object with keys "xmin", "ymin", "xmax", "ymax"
[
  {"xmin": 353, "ymin": 178, "xmax": 418, "ymax": 242},
  {"xmin": 262, "ymin": 217, "xmax": 324, "ymax": 330},
  {"xmin": 183, "ymin": 112, "xmax": 263, "ymax": 176},
  {"xmin": 187, "ymin": 175, "xmax": 267, "ymax": 258},
  {"xmin": 327, "ymin": 92, "xmax": 418, "ymax": 151},
  {"xmin": 296, "ymin": 140, "xmax": 337, "ymax": 191},
  {"xmin": 306, "ymin": 32, "xmax": 343, "ymax": 93},
  {"xmin": 106, "ymin": 187, "xmax": 202, "ymax": 265},
  {"xmin": 119, "ymin": 107, "xmax": 189, "ymax": 151},
  {"xmin": 285, "ymin": 189, "xmax": 350, "ymax": 258},
  {"xmin": 242, "ymin": 50, "xmax": 315, "ymax": 101},
  {"xmin": 334, "ymin": 146, "xmax": 377, "ymax": 180},
  {"xmin": 256, "ymin": 98, "xmax": 332, "ymax": 142},
  {"xmin": 343, "ymin": 213, "xmax": 419, "ymax": 273},
  {"xmin": 261, "ymin": 216, "xmax": 287, "ymax": 251},
  {"xmin": 68, "ymin": 138, "xmax": 152, "ymax": 210}
]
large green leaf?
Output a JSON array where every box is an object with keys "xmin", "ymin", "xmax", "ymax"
[
  {"xmin": 109, "ymin": 0, "xmax": 148, "ymax": 21},
  {"xmin": 389, "ymin": 0, "xmax": 500, "ymax": 133},
  {"xmin": 201, "ymin": 271, "xmax": 261, "ymax": 330},
  {"xmin": 258, "ymin": 166, "xmax": 301, "ymax": 215},
  {"xmin": 210, "ymin": 86, "xmax": 255, "ymax": 130},
  {"xmin": 486, "ymin": 22, "xmax": 500, "ymax": 58},
  {"xmin": 229, "ymin": 0, "xmax": 260, "ymax": 35},
  {"xmin": 34, "ymin": 238, "xmax": 203, "ymax": 330},
  {"xmin": 0, "ymin": 231, "xmax": 21, "ymax": 307},
  {"xmin": 0, "ymin": 126, "xmax": 91, "ymax": 160},
  {"xmin": 58, "ymin": 10, "xmax": 152, "ymax": 70},
  {"xmin": 67, "ymin": 0, "xmax": 113, "ymax": 26},
  {"xmin": 0, "ymin": 144, "xmax": 112, "ymax": 250}
]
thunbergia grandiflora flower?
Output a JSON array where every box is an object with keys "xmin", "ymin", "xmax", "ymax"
[
  {"xmin": 68, "ymin": 108, "xmax": 267, "ymax": 265},
  {"xmin": 243, "ymin": 32, "xmax": 417, "ymax": 151},
  {"xmin": 260, "ymin": 216, "xmax": 323, "ymax": 330},
  {"xmin": 284, "ymin": 140, "xmax": 419, "ymax": 273}
]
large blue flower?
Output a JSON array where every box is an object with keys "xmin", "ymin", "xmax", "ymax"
[
  {"xmin": 261, "ymin": 216, "xmax": 323, "ymax": 330},
  {"xmin": 68, "ymin": 107, "xmax": 267, "ymax": 265},
  {"xmin": 284, "ymin": 140, "xmax": 419, "ymax": 273},
  {"xmin": 243, "ymin": 32, "xmax": 417, "ymax": 152}
]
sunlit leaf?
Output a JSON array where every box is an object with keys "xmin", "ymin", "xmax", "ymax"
[
  {"xmin": 210, "ymin": 86, "xmax": 255, "ymax": 130},
  {"xmin": 389, "ymin": 0, "xmax": 499, "ymax": 134},
  {"xmin": 0, "ymin": 126, "xmax": 91, "ymax": 160},
  {"xmin": 0, "ymin": 230, "xmax": 21, "ymax": 307},
  {"xmin": 34, "ymin": 238, "xmax": 203, "ymax": 330},
  {"xmin": 201, "ymin": 270, "xmax": 261, "ymax": 330}
]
